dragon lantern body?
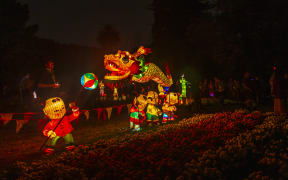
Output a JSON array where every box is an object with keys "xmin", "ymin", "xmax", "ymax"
[{"xmin": 104, "ymin": 46, "xmax": 173, "ymax": 87}]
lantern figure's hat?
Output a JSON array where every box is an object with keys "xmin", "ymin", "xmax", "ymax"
[{"xmin": 43, "ymin": 97, "xmax": 66, "ymax": 119}]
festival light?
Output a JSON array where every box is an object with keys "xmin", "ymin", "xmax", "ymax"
[
  {"xmin": 81, "ymin": 73, "xmax": 98, "ymax": 90},
  {"xmin": 180, "ymin": 75, "xmax": 187, "ymax": 99}
]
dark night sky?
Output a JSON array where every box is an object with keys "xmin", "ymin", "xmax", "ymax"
[{"xmin": 20, "ymin": 0, "xmax": 153, "ymax": 48}]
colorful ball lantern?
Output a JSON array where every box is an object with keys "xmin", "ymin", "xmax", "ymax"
[{"xmin": 81, "ymin": 73, "xmax": 98, "ymax": 90}]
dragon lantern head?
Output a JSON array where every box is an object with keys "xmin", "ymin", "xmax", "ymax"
[{"xmin": 104, "ymin": 46, "xmax": 152, "ymax": 80}]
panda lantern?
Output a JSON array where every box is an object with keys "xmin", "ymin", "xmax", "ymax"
[{"xmin": 42, "ymin": 97, "xmax": 80, "ymax": 155}]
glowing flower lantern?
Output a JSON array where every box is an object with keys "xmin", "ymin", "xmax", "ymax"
[{"xmin": 81, "ymin": 73, "xmax": 98, "ymax": 90}]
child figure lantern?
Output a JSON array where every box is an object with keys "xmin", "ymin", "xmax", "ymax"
[
  {"xmin": 162, "ymin": 92, "xmax": 178, "ymax": 123},
  {"xmin": 42, "ymin": 97, "xmax": 80, "ymax": 155},
  {"xmin": 99, "ymin": 81, "xmax": 105, "ymax": 97},
  {"xmin": 113, "ymin": 87, "xmax": 119, "ymax": 101},
  {"xmin": 129, "ymin": 94, "xmax": 147, "ymax": 131},
  {"xmin": 146, "ymin": 91, "xmax": 162, "ymax": 126}
]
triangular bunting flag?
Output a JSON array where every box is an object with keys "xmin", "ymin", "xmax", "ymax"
[
  {"xmin": 102, "ymin": 111, "xmax": 106, "ymax": 121},
  {"xmin": 16, "ymin": 120, "xmax": 27, "ymax": 133},
  {"xmin": 16, "ymin": 113, "xmax": 33, "ymax": 133},
  {"xmin": 96, "ymin": 108, "xmax": 104, "ymax": 120},
  {"xmin": 0, "ymin": 113, "xmax": 13, "ymax": 125},
  {"xmin": 116, "ymin": 105, "xmax": 123, "ymax": 115},
  {"xmin": 83, "ymin": 110, "xmax": 90, "ymax": 120},
  {"xmin": 106, "ymin": 107, "xmax": 112, "ymax": 120}
]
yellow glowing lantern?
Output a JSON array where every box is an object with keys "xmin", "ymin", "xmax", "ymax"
[{"xmin": 43, "ymin": 97, "xmax": 66, "ymax": 119}]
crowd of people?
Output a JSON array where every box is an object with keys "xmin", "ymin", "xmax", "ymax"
[
  {"xmin": 191, "ymin": 70, "xmax": 287, "ymax": 112},
  {"xmin": 0, "ymin": 60, "xmax": 287, "ymax": 113}
]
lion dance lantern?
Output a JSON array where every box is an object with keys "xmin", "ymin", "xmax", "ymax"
[{"xmin": 42, "ymin": 97, "xmax": 80, "ymax": 155}]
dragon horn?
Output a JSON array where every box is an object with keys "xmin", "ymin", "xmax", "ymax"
[{"xmin": 133, "ymin": 46, "xmax": 152, "ymax": 58}]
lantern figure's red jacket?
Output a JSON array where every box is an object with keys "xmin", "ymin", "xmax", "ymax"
[{"xmin": 43, "ymin": 112, "xmax": 79, "ymax": 137}]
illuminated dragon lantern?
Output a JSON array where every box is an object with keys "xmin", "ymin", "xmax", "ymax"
[{"xmin": 104, "ymin": 46, "xmax": 173, "ymax": 87}]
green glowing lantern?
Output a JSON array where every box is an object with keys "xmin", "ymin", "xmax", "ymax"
[{"xmin": 180, "ymin": 74, "xmax": 187, "ymax": 99}]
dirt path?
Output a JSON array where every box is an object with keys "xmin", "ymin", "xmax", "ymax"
[{"xmin": 0, "ymin": 112, "xmax": 130, "ymax": 170}]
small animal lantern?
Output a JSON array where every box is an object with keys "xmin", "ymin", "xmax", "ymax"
[{"xmin": 43, "ymin": 97, "xmax": 66, "ymax": 119}]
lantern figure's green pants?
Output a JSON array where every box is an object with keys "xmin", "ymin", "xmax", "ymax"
[{"xmin": 47, "ymin": 133, "xmax": 74, "ymax": 147}]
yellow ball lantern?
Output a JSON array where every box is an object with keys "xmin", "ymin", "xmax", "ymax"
[{"xmin": 43, "ymin": 97, "xmax": 66, "ymax": 119}]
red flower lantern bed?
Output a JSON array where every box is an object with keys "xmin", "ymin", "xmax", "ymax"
[{"xmin": 2, "ymin": 111, "xmax": 263, "ymax": 179}]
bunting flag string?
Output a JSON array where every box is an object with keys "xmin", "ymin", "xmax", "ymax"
[{"xmin": 0, "ymin": 104, "xmax": 129, "ymax": 133}]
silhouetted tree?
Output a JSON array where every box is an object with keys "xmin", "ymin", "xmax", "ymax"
[
  {"xmin": 151, "ymin": 0, "xmax": 288, "ymax": 79},
  {"xmin": 210, "ymin": 0, "xmax": 288, "ymax": 76},
  {"xmin": 97, "ymin": 24, "xmax": 120, "ymax": 53},
  {"xmin": 0, "ymin": 0, "xmax": 38, "ymax": 82},
  {"xmin": 150, "ymin": 0, "xmax": 212, "ymax": 76}
]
